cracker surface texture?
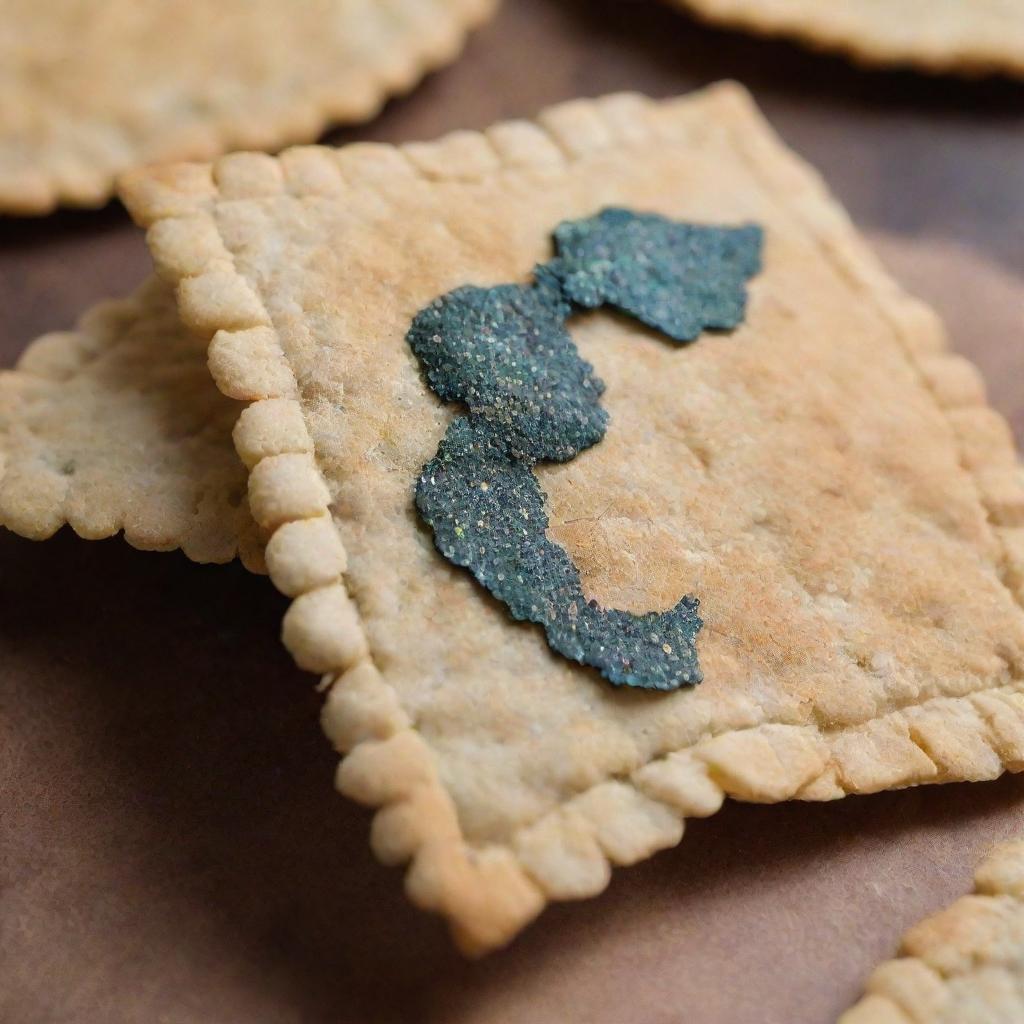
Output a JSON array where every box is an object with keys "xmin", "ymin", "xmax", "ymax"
[
  {"xmin": 0, "ymin": 0, "xmax": 495, "ymax": 214},
  {"xmin": 841, "ymin": 838, "xmax": 1024, "ymax": 1023},
  {"xmin": 673, "ymin": 0, "xmax": 1024, "ymax": 76},
  {"xmin": 0, "ymin": 277, "xmax": 261, "ymax": 568},
  {"xmin": 122, "ymin": 84, "xmax": 1024, "ymax": 953}
]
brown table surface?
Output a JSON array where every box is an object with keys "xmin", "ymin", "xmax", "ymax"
[{"xmin": 2, "ymin": 3, "xmax": 1024, "ymax": 1022}]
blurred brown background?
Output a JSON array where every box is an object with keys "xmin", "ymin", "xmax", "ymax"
[{"xmin": 2, "ymin": 2, "xmax": 1023, "ymax": 1022}]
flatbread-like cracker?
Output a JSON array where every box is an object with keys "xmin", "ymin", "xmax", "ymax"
[
  {"xmin": 672, "ymin": 1, "xmax": 1024, "ymax": 77},
  {"xmin": 0, "ymin": 230, "xmax": 1006, "ymax": 576},
  {"xmin": 0, "ymin": 276, "xmax": 263, "ymax": 568},
  {"xmin": 1, "ymin": 229, "xmax": 1007, "ymax": 577},
  {"xmin": 841, "ymin": 837, "xmax": 1024, "ymax": 1023},
  {"xmin": 121, "ymin": 83, "xmax": 1024, "ymax": 953},
  {"xmin": 0, "ymin": 0, "xmax": 495, "ymax": 215}
]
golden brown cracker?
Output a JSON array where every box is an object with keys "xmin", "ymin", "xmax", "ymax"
[
  {"xmin": 122, "ymin": 85, "xmax": 1024, "ymax": 952},
  {"xmin": 0, "ymin": 0, "xmax": 496, "ymax": 214}
]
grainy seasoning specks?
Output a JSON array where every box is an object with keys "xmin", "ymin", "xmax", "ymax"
[
  {"xmin": 408, "ymin": 277, "xmax": 608, "ymax": 465},
  {"xmin": 546, "ymin": 208, "xmax": 762, "ymax": 341},
  {"xmin": 121, "ymin": 85, "xmax": 1024, "ymax": 953},
  {"xmin": 417, "ymin": 415, "xmax": 704, "ymax": 689},
  {"xmin": 411, "ymin": 209, "xmax": 760, "ymax": 690}
]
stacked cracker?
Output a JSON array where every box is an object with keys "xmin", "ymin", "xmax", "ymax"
[{"xmin": 0, "ymin": 0, "xmax": 497, "ymax": 560}]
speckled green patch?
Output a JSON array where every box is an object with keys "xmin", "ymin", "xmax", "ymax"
[
  {"xmin": 417, "ymin": 416, "xmax": 703, "ymax": 689},
  {"xmin": 407, "ymin": 277, "xmax": 607, "ymax": 464},
  {"xmin": 409, "ymin": 208, "xmax": 762, "ymax": 690},
  {"xmin": 547, "ymin": 208, "xmax": 763, "ymax": 342}
]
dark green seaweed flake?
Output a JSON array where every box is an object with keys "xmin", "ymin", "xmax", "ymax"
[
  {"xmin": 407, "ymin": 277, "xmax": 607, "ymax": 464},
  {"xmin": 547, "ymin": 207, "xmax": 762, "ymax": 342},
  {"xmin": 416, "ymin": 416, "xmax": 703, "ymax": 689},
  {"xmin": 408, "ymin": 208, "xmax": 762, "ymax": 690}
]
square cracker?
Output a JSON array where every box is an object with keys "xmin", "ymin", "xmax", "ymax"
[
  {"xmin": 841, "ymin": 837, "xmax": 1024, "ymax": 1023},
  {"xmin": 0, "ymin": 233, "xmax": 1003, "ymax": 577},
  {"xmin": 672, "ymin": 0, "xmax": 1024, "ymax": 77},
  {"xmin": 0, "ymin": 231, "xmax": 1006, "ymax": 576},
  {"xmin": 121, "ymin": 83, "xmax": 1024, "ymax": 953},
  {"xmin": 0, "ymin": 277, "xmax": 262, "ymax": 569}
]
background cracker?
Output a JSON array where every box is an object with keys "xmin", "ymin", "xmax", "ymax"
[
  {"xmin": 672, "ymin": 0, "xmax": 1024, "ymax": 77},
  {"xmin": 0, "ymin": 276, "xmax": 262, "ymax": 568},
  {"xmin": 0, "ymin": 0, "xmax": 496, "ymax": 214}
]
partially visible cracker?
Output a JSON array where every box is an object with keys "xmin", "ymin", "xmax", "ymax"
[
  {"xmin": 0, "ymin": 276, "xmax": 262, "ymax": 569},
  {"xmin": 841, "ymin": 838, "xmax": 1024, "ymax": 1023},
  {"xmin": 122, "ymin": 85, "xmax": 1024, "ymax": 953},
  {"xmin": 672, "ymin": 1, "xmax": 1024, "ymax": 77},
  {"xmin": 0, "ymin": 0, "xmax": 496, "ymax": 215}
]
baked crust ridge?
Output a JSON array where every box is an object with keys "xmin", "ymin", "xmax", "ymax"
[{"xmin": 120, "ymin": 83, "xmax": 1024, "ymax": 953}]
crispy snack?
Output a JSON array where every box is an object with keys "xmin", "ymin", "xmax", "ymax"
[
  {"xmin": 121, "ymin": 84, "xmax": 1024, "ymax": 953},
  {"xmin": 0, "ymin": 235, "xmax": 1000, "ymax": 579},
  {"xmin": 0, "ymin": 277, "xmax": 263, "ymax": 569},
  {"xmin": 841, "ymin": 838, "xmax": 1024, "ymax": 1023},
  {"xmin": 0, "ymin": 231, "xmax": 1004, "ymax": 575},
  {"xmin": 672, "ymin": 0, "xmax": 1024, "ymax": 77},
  {"xmin": 0, "ymin": 0, "xmax": 496, "ymax": 215}
]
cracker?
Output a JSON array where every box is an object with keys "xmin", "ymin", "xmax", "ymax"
[
  {"xmin": 841, "ymin": 837, "xmax": 1024, "ymax": 1023},
  {"xmin": 121, "ymin": 84, "xmax": 1024, "ymax": 953},
  {"xmin": 0, "ymin": 0, "xmax": 496, "ymax": 215},
  {"xmin": 0, "ymin": 276, "xmax": 263, "ymax": 569},
  {"xmin": 672, "ymin": 1, "xmax": 1024, "ymax": 77}
]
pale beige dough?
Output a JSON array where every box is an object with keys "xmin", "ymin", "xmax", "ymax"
[
  {"xmin": 0, "ymin": 229, "xmax": 1010, "ymax": 575},
  {"xmin": 841, "ymin": 837, "xmax": 1024, "ymax": 1023},
  {"xmin": 672, "ymin": 0, "xmax": 1024, "ymax": 76},
  {"xmin": 0, "ymin": 276, "xmax": 262, "ymax": 568},
  {"xmin": 1, "ymin": 228, "xmax": 1012, "ymax": 576},
  {"xmin": 121, "ymin": 84, "xmax": 1024, "ymax": 953},
  {"xmin": 0, "ymin": 0, "xmax": 495, "ymax": 214}
]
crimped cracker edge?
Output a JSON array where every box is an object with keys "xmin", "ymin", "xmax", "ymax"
[
  {"xmin": 672, "ymin": 0, "xmax": 1024, "ymax": 78},
  {"xmin": 120, "ymin": 82, "xmax": 1024, "ymax": 954},
  {"xmin": 0, "ymin": 281, "xmax": 266, "ymax": 571},
  {"xmin": 5, "ymin": 0, "xmax": 496, "ymax": 216},
  {"xmin": 667, "ymin": 0, "xmax": 1024, "ymax": 77},
  {"xmin": 839, "ymin": 837, "xmax": 1024, "ymax": 1023}
]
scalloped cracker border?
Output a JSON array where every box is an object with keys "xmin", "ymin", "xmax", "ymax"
[
  {"xmin": 841, "ymin": 837, "xmax": 1024, "ymax": 1023},
  {"xmin": 0, "ymin": 278, "xmax": 266, "ymax": 569},
  {"xmin": 672, "ymin": 0, "xmax": 1024, "ymax": 78},
  {"xmin": 3, "ymin": 0, "xmax": 496, "ymax": 215},
  {"xmin": 120, "ymin": 83, "xmax": 1024, "ymax": 953}
]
